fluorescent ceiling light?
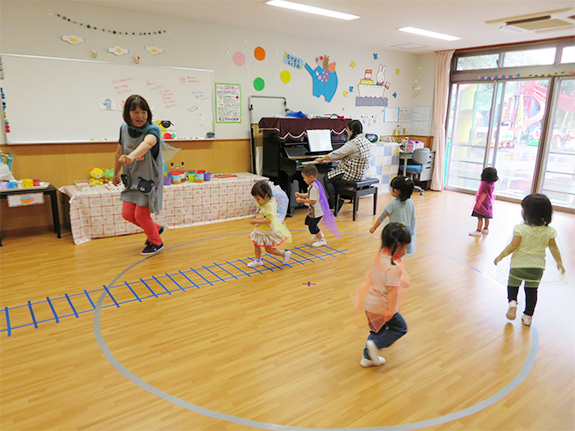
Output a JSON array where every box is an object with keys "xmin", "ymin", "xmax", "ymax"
[
  {"xmin": 266, "ymin": 0, "xmax": 359, "ymax": 21},
  {"xmin": 398, "ymin": 26, "xmax": 460, "ymax": 41}
]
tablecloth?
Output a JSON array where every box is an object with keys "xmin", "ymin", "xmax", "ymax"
[{"xmin": 60, "ymin": 173, "xmax": 266, "ymax": 244}]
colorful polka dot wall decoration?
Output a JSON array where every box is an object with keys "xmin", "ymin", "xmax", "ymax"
[
  {"xmin": 233, "ymin": 52, "xmax": 246, "ymax": 67},
  {"xmin": 253, "ymin": 77, "xmax": 265, "ymax": 91},
  {"xmin": 254, "ymin": 46, "xmax": 266, "ymax": 61},
  {"xmin": 280, "ymin": 70, "xmax": 291, "ymax": 84}
]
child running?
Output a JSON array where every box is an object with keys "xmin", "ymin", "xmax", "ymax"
[
  {"xmin": 369, "ymin": 176, "xmax": 417, "ymax": 256},
  {"xmin": 247, "ymin": 181, "xmax": 292, "ymax": 268},
  {"xmin": 351, "ymin": 222, "xmax": 412, "ymax": 367},
  {"xmin": 469, "ymin": 166, "xmax": 498, "ymax": 236},
  {"xmin": 295, "ymin": 164, "xmax": 340, "ymax": 247},
  {"xmin": 494, "ymin": 193, "xmax": 565, "ymax": 326}
]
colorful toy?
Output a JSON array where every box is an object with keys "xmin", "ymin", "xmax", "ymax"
[
  {"xmin": 103, "ymin": 168, "xmax": 114, "ymax": 184},
  {"xmin": 90, "ymin": 167, "xmax": 104, "ymax": 185},
  {"xmin": 156, "ymin": 120, "xmax": 177, "ymax": 140}
]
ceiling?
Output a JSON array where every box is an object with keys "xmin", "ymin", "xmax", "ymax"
[{"xmin": 78, "ymin": 0, "xmax": 575, "ymax": 54}]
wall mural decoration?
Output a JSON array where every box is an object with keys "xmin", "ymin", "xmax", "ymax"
[
  {"xmin": 283, "ymin": 52, "xmax": 304, "ymax": 69},
  {"xmin": 144, "ymin": 46, "xmax": 164, "ymax": 55},
  {"xmin": 60, "ymin": 35, "xmax": 85, "ymax": 45},
  {"xmin": 356, "ymin": 64, "xmax": 390, "ymax": 107},
  {"xmin": 305, "ymin": 55, "xmax": 338, "ymax": 103},
  {"xmin": 107, "ymin": 46, "xmax": 130, "ymax": 56}
]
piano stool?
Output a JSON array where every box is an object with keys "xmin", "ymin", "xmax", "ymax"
[{"xmin": 334, "ymin": 178, "xmax": 379, "ymax": 221}]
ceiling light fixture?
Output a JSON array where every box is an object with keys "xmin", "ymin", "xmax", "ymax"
[
  {"xmin": 398, "ymin": 26, "xmax": 460, "ymax": 41},
  {"xmin": 266, "ymin": 0, "xmax": 359, "ymax": 21}
]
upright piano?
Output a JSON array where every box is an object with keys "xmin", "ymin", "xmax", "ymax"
[{"xmin": 258, "ymin": 117, "xmax": 350, "ymax": 215}]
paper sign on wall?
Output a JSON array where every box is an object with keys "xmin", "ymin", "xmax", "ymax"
[{"xmin": 215, "ymin": 83, "xmax": 241, "ymax": 123}]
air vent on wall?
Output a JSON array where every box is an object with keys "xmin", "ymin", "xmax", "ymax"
[{"xmin": 486, "ymin": 8, "xmax": 575, "ymax": 34}]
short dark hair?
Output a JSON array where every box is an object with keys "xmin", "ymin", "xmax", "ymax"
[
  {"xmin": 302, "ymin": 165, "xmax": 318, "ymax": 177},
  {"xmin": 481, "ymin": 167, "xmax": 499, "ymax": 183},
  {"xmin": 390, "ymin": 176, "xmax": 414, "ymax": 201},
  {"xmin": 347, "ymin": 119, "xmax": 363, "ymax": 140},
  {"xmin": 521, "ymin": 193, "xmax": 553, "ymax": 226},
  {"xmin": 251, "ymin": 181, "xmax": 272, "ymax": 200},
  {"xmin": 381, "ymin": 222, "xmax": 411, "ymax": 265},
  {"xmin": 123, "ymin": 94, "xmax": 153, "ymax": 126}
]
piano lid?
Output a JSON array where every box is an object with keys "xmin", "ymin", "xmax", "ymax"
[{"xmin": 258, "ymin": 117, "xmax": 351, "ymax": 141}]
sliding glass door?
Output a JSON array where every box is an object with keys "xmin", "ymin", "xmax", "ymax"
[
  {"xmin": 487, "ymin": 79, "xmax": 550, "ymax": 200},
  {"xmin": 539, "ymin": 77, "xmax": 575, "ymax": 207},
  {"xmin": 445, "ymin": 82, "xmax": 495, "ymax": 191},
  {"xmin": 446, "ymin": 77, "xmax": 574, "ymax": 210}
]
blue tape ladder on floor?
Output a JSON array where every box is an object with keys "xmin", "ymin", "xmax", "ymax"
[{"xmin": 0, "ymin": 245, "xmax": 346, "ymax": 337}]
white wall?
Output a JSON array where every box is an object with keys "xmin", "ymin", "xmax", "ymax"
[{"xmin": 0, "ymin": 1, "xmax": 435, "ymax": 142}]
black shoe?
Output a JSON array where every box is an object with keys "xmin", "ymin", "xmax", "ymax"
[
  {"xmin": 141, "ymin": 242, "xmax": 164, "ymax": 256},
  {"xmin": 145, "ymin": 226, "xmax": 165, "ymax": 246}
]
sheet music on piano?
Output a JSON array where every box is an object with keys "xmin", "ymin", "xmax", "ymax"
[{"xmin": 306, "ymin": 129, "xmax": 333, "ymax": 154}]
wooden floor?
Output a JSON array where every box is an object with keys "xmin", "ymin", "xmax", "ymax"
[{"xmin": 1, "ymin": 190, "xmax": 573, "ymax": 431}]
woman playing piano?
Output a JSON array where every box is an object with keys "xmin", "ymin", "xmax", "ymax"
[{"xmin": 314, "ymin": 119, "xmax": 373, "ymax": 211}]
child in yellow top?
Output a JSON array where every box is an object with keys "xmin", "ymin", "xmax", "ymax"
[{"xmin": 247, "ymin": 181, "xmax": 292, "ymax": 268}]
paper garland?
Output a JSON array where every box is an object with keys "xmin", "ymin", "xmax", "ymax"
[
  {"xmin": 478, "ymin": 72, "xmax": 574, "ymax": 80},
  {"xmin": 48, "ymin": 11, "xmax": 170, "ymax": 36}
]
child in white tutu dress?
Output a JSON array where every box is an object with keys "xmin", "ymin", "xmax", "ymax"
[{"xmin": 247, "ymin": 181, "xmax": 292, "ymax": 268}]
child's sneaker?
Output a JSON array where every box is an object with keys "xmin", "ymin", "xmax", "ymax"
[
  {"xmin": 468, "ymin": 230, "xmax": 481, "ymax": 237},
  {"xmin": 247, "ymin": 260, "xmax": 263, "ymax": 268},
  {"xmin": 312, "ymin": 238, "xmax": 328, "ymax": 247},
  {"xmin": 521, "ymin": 314, "xmax": 532, "ymax": 326},
  {"xmin": 365, "ymin": 340, "xmax": 383, "ymax": 365},
  {"xmin": 482, "ymin": 228, "xmax": 489, "ymax": 234},
  {"xmin": 140, "ymin": 242, "xmax": 164, "ymax": 256},
  {"xmin": 311, "ymin": 235, "xmax": 318, "ymax": 242},
  {"xmin": 282, "ymin": 250, "xmax": 291, "ymax": 264},
  {"xmin": 506, "ymin": 300, "xmax": 518, "ymax": 320},
  {"xmin": 360, "ymin": 356, "xmax": 386, "ymax": 367}
]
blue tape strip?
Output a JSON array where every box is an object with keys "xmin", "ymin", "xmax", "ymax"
[
  {"xmin": 4, "ymin": 307, "xmax": 11, "ymax": 337},
  {"xmin": 189, "ymin": 267, "xmax": 213, "ymax": 286},
  {"xmin": 299, "ymin": 247, "xmax": 324, "ymax": 260},
  {"xmin": 125, "ymin": 281, "xmax": 142, "ymax": 302},
  {"xmin": 103, "ymin": 285, "xmax": 120, "ymax": 308},
  {"xmin": 152, "ymin": 276, "xmax": 172, "ymax": 295},
  {"xmin": 139, "ymin": 278, "xmax": 158, "ymax": 298},
  {"xmin": 226, "ymin": 260, "xmax": 251, "ymax": 277},
  {"xmin": 289, "ymin": 250, "xmax": 312, "ymax": 264},
  {"xmin": 202, "ymin": 265, "xmax": 226, "ymax": 282},
  {"xmin": 27, "ymin": 301, "xmax": 38, "ymax": 329},
  {"xmin": 65, "ymin": 294, "xmax": 79, "ymax": 318},
  {"xmin": 84, "ymin": 290, "xmax": 96, "ymax": 310},
  {"xmin": 165, "ymin": 272, "xmax": 185, "ymax": 292},
  {"xmin": 177, "ymin": 270, "xmax": 199, "ymax": 289},
  {"xmin": 216, "ymin": 262, "xmax": 238, "ymax": 280},
  {"xmin": 264, "ymin": 256, "xmax": 285, "ymax": 270},
  {"xmin": 46, "ymin": 296, "xmax": 59, "ymax": 323}
]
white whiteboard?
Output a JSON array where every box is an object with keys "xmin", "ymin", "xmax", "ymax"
[
  {"xmin": 1, "ymin": 54, "xmax": 214, "ymax": 144},
  {"xmin": 248, "ymin": 96, "xmax": 287, "ymax": 124}
]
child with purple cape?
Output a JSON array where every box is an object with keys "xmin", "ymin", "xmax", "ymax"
[{"xmin": 295, "ymin": 164, "xmax": 340, "ymax": 247}]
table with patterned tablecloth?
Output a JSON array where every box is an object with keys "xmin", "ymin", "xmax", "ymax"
[{"xmin": 59, "ymin": 173, "xmax": 266, "ymax": 245}]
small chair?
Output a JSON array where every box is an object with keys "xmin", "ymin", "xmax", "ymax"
[
  {"xmin": 405, "ymin": 148, "xmax": 431, "ymax": 195},
  {"xmin": 334, "ymin": 178, "xmax": 379, "ymax": 221}
]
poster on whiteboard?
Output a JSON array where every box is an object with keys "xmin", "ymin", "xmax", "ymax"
[{"xmin": 215, "ymin": 83, "xmax": 241, "ymax": 123}]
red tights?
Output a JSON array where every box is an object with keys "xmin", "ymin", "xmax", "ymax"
[{"xmin": 122, "ymin": 201, "xmax": 162, "ymax": 245}]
